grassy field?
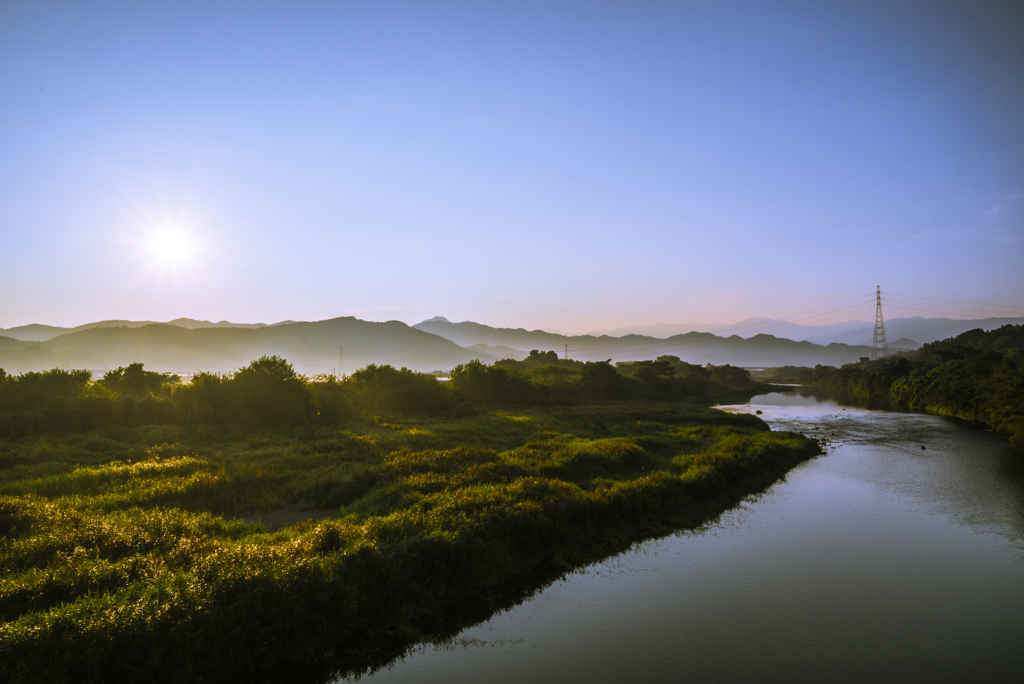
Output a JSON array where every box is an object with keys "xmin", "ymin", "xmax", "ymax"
[{"xmin": 0, "ymin": 401, "xmax": 819, "ymax": 683}]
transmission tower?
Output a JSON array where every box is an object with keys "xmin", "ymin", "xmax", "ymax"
[{"xmin": 872, "ymin": 285, "xmax": 888, "ymax": 360}]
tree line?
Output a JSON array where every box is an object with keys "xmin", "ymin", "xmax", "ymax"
[
  {"xmin": 0, "ymin": 353, "xmax": 763, "ymax": 437},
  {"xmin": 808, "ymin": 324, "xmax": 1024, "ymax": 445}
]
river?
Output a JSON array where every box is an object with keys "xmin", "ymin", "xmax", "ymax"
[{"xmin": 342, "ymin": 390, "xmax": 1024, "ymax": 683}]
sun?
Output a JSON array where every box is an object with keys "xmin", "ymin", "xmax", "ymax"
[{"xmin": 148, "ymin": 229, "xmax": 195, "ymax": 267}]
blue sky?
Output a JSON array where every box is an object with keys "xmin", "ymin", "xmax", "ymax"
[{"xmin": 2, "ymin": 0, "xmax": 1022, "ymax": 333}]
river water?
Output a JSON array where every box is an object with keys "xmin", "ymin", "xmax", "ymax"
[{"xmin": 344, "ymin": 391, "xmax": 1024, "ymax": 683}]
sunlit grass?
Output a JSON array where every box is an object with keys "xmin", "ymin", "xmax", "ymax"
[{"xmin": 0, "ymin": 402, "xmax": 819, "ymax": 683}]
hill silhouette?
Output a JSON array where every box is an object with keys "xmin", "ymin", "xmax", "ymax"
[
  {"xmin": 805, "ymin": 316, "xmax": 1024, "ymax": 346},
  {"xmin": 0, "ymin": 318, "xmax": 491, "ymax": 374},
  {"xmin": 0, "ymin": 318, "xmax": 279, "ymax": 342},
  {"xmin": 5, "ymin": 314, "xmax": 1006, "ymax": 377},
  {"xmin": 582, "ymin": 316, "xmax": 1024, "ymax": 345},
  {"xmin": 412, "ymin": 319, "xmax": 879, "ymax": 367}
]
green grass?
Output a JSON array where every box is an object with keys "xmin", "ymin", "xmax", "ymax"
[{"xmin": 0, "ymin": 401, "xmax": 819, "ymax": 683}]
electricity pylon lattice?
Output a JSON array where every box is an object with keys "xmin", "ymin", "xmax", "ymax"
[{"xmin": 872, "ymin": 285, "xmax": 888, "ymax": 360}]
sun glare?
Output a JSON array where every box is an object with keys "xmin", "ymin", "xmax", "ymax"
[{"xmin": 149, "ymin": 230, "xmax": 195, "ymax": 266}]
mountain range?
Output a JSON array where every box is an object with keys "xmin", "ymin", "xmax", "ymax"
[
  {"xmin": 802, "ymin": 317, "xmax": 1024, "ymax": 346},
  {"xmin": 0, "ymin": 318, "xmax": 288, "ymax": 342},
  {"xmin": 411, "ymin": 318, "xmax": 907, "ymax": 368},
  {"xmin": 0, "ymin": 318, "xmax": 486, "ymax": 375},
  {"xmin": 585, "ymin": 317, "xmax": 870, "ymax": 340},
  {"xmin": 584, "ymin": 316, "xmax": 1024, "ymax": 345},
  {"xmin": 1, "ymin": 314, "xmax": 1018, "ymax": 376}
]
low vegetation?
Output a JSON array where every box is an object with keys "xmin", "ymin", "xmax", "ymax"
[{"xmin": 0, "ymin": 355, "xmax": 817, "ymax": 682}]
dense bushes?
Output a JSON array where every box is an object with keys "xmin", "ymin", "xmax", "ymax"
[
  {"xmin": 809, "ymin": 325, "xmax": 1024, "ymax": 445},
  {"xmin": 232, "ymin": 355, "xmax": 316, "ymax": 426},
  {"xmin": 0, "ymin": 354, "xmax": 769, "ymax": 437},
  {"xmin": 309, "ymin": 374, "xmax": 355, "ymax": 423},
  {"xmin": 0, "ymin": 368, "xmax": 117, "ymax": 435},
  {"xmin": 101, "ymin": 363, "xmax": 175, "ymax": 396},
  {"xmin": 448, "ymin": 359, "xmax": 535, "ymax": 406},
  {"xmin": 172, "ymin": 372, "xmax": 233, "ymax": 425},
  {"xmin": 346, "ymin": 364, "xmax": 452, "ymax": 414}
]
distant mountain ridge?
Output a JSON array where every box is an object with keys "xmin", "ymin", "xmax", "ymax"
[
  {"xmin": 888, "ymin": 338, "xmax": 922, "ymax": 351},
  {"xmin": 1, "ymin": 314, "xmax": 1015, "ymax": 376},
  {"xmin": 585, "ymin": 318, "xmax": 872, "ymax": 340},
  {"xmin": 412, "ymin": 319, "xmax": 879, "ymax": 367},
  {"xmin": 803, "ymin": 317, "xmax": 1024, "ymax": 346},
  {"xmin": 585, "ymin": 316, "xmax": 1024, "ymax": 345},
  {"xmin": 0, "ymin": 318, "xmax": 490, "ymax": 374},
  {"xmin": 0, "ymin": 318, "xmax": 284, "ymax": 342}
]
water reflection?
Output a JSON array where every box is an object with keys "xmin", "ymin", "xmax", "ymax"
[
  {"xmin": 721, "ymin": 390, "xmax": 1024, "ymax": 542},
  {"xmin": 342, "ymin": 390, "xmax": 1024, "ymax": 684}
]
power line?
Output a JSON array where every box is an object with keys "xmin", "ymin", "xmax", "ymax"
[{"xmin": 884, "ymin": 292, "xmax": 1024, "ymax": 319}]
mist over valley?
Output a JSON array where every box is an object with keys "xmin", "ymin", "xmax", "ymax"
[{"xmin": 2, "ymin": 313, "xmax": 1020, "ymax": 376}]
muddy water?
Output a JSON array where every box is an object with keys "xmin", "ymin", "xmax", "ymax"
[{"xmin": 344, "ymin": 392, "xmax": 1024, "ymax": 683}]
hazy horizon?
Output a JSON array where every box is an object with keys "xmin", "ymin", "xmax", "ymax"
[
  {"xmin": 8, "ymin": 310, "xmax": 1024, "ymax": 341},
  {"xmin": 3, "ymin": 1, "xmax": 1022, "ymax": 332},
  {"xmin": 1, "ymin": 311, "xmax": 878, "ymax": 337},
  {"xmin": 2, "ymin": 296, "xmax": 1021, "ymax": 339}
]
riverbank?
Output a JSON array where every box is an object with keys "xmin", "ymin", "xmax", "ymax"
[
  {"xmin": 0, "ymin": 401, "xmax": 819, "ymax": 683},
  {"xmin": 360, "ymin": 391, "xmax": 1021, "ymax": 684},
  {"xmin": 750, "ymin": 323, "xmax": 1024, "ymax": 447}
]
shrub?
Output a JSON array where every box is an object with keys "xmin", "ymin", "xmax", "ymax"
[
  {"xmin": 449, "ymin": 360, "xmax": 535, "ymax": 407},
  {"xmin": 102, "ymin": 363, "xmax": 176, "ymax": 396},
  {"xmin": 230, "ymin": 356, "xmax": 316, "ymax": 427},
  {"xmin": 347, "ymin": 365, "xmax": 451, "ymax": 414},
  {"xmin": 171, "ymin": 372, "xmax": 232, "ymax": 425},
  {"xmin": 309, "ymin": 375, "xmax": 356, "ymax": 423},
  {"xmin": 579, "ymin": 361, "xmax": 629, "ymax": 400}
]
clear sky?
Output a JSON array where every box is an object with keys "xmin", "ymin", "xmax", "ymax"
[{"xmin": 2, "ymin": 0, "xmax": 1022, "ymax": 333}]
